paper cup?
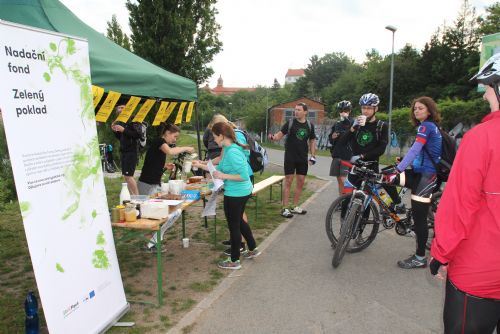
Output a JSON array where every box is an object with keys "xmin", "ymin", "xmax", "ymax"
[
  {"xmin": 358, "ymin": 115, "xmax": 367, "ymax": 126},
  {"xmin": 182, "ymin": 238, "xmax": 189, "ymax": 248},
  {"xmin": 183, "ymin": 161, "xmax": 192, "ymax": 173},
  {"xmin": 161, "ymin": 182, "xmax": 169, "ymax": 194}
]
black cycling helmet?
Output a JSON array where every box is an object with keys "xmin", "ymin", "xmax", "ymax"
[
  {"xmin": 336, "ymin": 100, "xmax": 352, "ymax": 111},
  {"xmin": 359, "ymin": 93, "xmax": 380, "ymax": 107}
]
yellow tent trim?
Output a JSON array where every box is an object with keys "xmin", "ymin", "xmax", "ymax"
[
  {"xmin": 185, "ymin": 102, "xmax": 195, "ymax": 122},
  {"xmin": 95, "ymin": 90, "xmax": 121, "ymax": 123},
  {"xmin": 175, "ymin": 102, "xmax": 187, "ymax": 124},
  {"xmin": 114, "ymin": 96, "xmax": 141, "ymax": 123},
  {"xmin": 152, "ymin": 101, "xmax": 169, "ymax": 126}
]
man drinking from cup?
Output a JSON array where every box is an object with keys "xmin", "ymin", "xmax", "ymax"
[{"xmin": 336, "ymin": 93, "xmax": 399, "ymax": 204}]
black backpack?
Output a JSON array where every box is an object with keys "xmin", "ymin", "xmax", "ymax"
[
  {"xmin": 235, "ymin": 129, "xmax": 269, "ymax": 173},
  {"xmin": 423, "ymin": 128, "xmax": 457, "ymax": 182}
]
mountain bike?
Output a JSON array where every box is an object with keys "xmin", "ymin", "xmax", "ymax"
[
  {"xmin": 325, "ymin": 160, "xmax": 441, "ymax": 268},
  {"xmin": 99, "ymin": 143, "xmax": 119, "ymax": 173}
]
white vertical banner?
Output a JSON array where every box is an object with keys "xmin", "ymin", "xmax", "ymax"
[{"xmin": 0, "ymin": 21, "xmax": 128, "ymax": 333}]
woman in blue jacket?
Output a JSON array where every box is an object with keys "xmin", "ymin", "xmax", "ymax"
[
  {"xmin": 193, "ymin": 122, "xmax": 260, "ymax": 269},
  {"xmin": 383, "ymin": 96, "xmax": 442, "ymax": 269}
]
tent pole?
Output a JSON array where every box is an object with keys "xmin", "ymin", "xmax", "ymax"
[{"xmin": 193, "ymin": 103, "xmax": 202, "ymax": 158}]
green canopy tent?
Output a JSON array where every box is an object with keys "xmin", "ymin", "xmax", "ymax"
[
  {"xmin": 0, "ymin": 0, "xmax": 203, "ymax": 152},
  {"xmin": 0, "ymin": 0, "xmax": 197, "ymax": 101}
]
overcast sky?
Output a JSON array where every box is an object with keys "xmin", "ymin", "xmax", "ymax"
[{"xmin": 60, "ymin": 0, "xmax": 495, "ymax": 88}]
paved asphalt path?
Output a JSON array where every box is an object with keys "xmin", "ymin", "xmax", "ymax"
[{"xmin": 168, "ymin": 148, "xmax": 445, "ymax": 334}]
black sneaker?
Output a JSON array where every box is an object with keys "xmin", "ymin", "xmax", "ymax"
[
  {"xmin": 223, "ymin": 243, "xmax": 246, "ymax": 256},
  {"xmin": 397, "ymin": 254, "xmax": 427, "ymax": 269},
  {"xmin": 221, "ymin": 240, "xmax": 231, "ymax": 246}
]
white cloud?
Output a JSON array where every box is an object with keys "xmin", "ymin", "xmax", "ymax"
[{"xmin": 59, "ymin": 0, "xmax": 495, "ymax": 88}]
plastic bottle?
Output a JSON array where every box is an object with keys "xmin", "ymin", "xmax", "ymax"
[
  {"xmin": 119, "ymin": 183, "xmax": 131, "ymax": 204},
  {"xmin": 378, "ymin": 190, "xmax": 392, "ymax": 206},
  {"xmin": 25, "ymin": 291, "xmax": 39, "ymax": 334}
]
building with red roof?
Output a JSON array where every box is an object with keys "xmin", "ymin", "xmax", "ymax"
[
  {"xmin": 285, "ymin": 69, "xmax": 305, "ymax": 84},
  {"xmin": 204, "ymin": 76, "xmax": 256, "ymax": 96}
]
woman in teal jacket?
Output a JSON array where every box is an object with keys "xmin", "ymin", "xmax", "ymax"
[{"xmin": 193, "ymin": 122, "xmax": 260, "ymax": 269}]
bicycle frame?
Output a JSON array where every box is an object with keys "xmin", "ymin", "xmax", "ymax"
[{"xmin": 343, "ymin": 161, "xmax": 407, "ymax": 225}]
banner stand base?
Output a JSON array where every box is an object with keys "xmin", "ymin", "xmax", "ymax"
[{"xmin": 113, "ymin": 322, "xmax": 135, "ymax": 327}]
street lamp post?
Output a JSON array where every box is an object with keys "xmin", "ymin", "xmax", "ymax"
[
  {"xmin": 385, "ymin": 25, "xmax": 396, "ymax": 157},
  {"xmin": 228, "ymin": 102, "xmax": 232, "ymax": 121}
]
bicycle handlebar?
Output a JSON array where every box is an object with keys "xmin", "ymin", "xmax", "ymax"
[{"xmin": 340, "ymin": 160, "xmax": 384, "ymax": 184}]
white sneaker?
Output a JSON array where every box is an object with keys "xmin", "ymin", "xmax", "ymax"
[
  {"xmin": 281, "ymin": 208, "xmax": 294, "ymax": 218},
  {"xmin": 290, "ymin": 206, "xmax": 307, "ymax": 215}
]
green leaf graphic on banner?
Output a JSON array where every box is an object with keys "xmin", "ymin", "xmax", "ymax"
[
  {"xmin": 43, "ymin": 38, "xmax": 98, "ymax": 222},
  {"xmin": 66, "ymin": 38, "xmax": 76, "ymax": 55},
  {"xmin": 92, "ymin": 231, "xmax": 110, "ymax": 269},
  {"xmin": 56, "ymin": 263, "xmax": 65, "ymax": 273},
  {"xmin": 96, "ymin": 231, "xmax": 106, "ymax": 245},
  {"xmin": 92, "ymin": 249, "xmax": 110, "ymax": 269},
  {"xmin": 20, "ymin": 201, "xmax": 31, "ymax": 219},
  {"xmin": 92, "ymin": 210, "xmax": 97, "ymax": 219},
  {"xmin": 20, "ymin": 201, "xmax": 31, "ymax": 212}
]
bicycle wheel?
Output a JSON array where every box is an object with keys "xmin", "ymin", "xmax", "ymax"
[
  {"xmin": 325, "ymin": 194, "xmax": 380, "ymax": 253},
  {"xmin": 332, "ymin": 199, "xmax": 361, "ymax": 268},
  {"xmin": 426, "ymin": 192, "xmax": 441, "ymax": 250}
]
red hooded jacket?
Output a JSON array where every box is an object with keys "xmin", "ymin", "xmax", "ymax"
[{"xmin": 431, "ymin": 111, "xmax": 500, "ymax": 299}]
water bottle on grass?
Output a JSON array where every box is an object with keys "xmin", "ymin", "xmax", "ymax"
[{"xmin": 25, "ymin": 290, "xmax": 39, "ymax": 334}]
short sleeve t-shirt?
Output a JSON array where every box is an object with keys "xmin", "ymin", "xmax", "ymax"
[
  {"xmin": 413, "ymin": 121, "xmax": 442, "ymax": 173},
  {"xmin": 280, "ymin": 119, "xmax": 316, "ymax": 162},
  {"xmin": 139, "ymin": 137, "xmax": 167, "ymax": 185}
]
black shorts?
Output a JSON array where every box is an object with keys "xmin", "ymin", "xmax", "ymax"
[
  {"xmin": 284, "ymin": 159, "xmax": 308, "ymax": 176},
  {"xmin": 121, "ymin": 151, "xmax": 138, "ymax": 176},
  {"xmin": 399, "ymin": 169, "xmax": 437, "ymax": 203}
]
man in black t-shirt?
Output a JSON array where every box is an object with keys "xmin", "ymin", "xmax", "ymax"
[
  {"xmin": 268, "ymin": 102, "xmax": 316, "ymax": 218},
  {"xmin": 329, "ymin": 100, "xmax": 353, "ymax": 194},
  {"xmin": 112, "ymin": 104, "xmax": 141, "ymax": 195}
]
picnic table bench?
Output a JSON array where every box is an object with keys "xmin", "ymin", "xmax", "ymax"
[{"xmin": 251, "ymin": 175, "xmax": 285, "ymax": 219}]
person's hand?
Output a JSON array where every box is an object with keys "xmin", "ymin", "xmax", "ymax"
[
  {"xmin": 185, "ymin": 147, "xmax": 195, "ymax": 154},
  {"xmin": 192, "ymin": 160, "xmax": 203, "ymax": 168},
  {"xmin": 331, "ymin": 132, "xmax": 339, "ymax": 139},
  {"xmin": 351, "ymin": 118, "xmax": 360, "ymax": 130},
  {"xmin": 429, "ymin": 257, "xmax": 447, "ymax": 278},
  {"xmin": 268, "ymin": 133, "xmax": 275, "ymax": 141},
  {"xmin": 381, "ymin": 167, "xmax": 400, "ymax": 184},
  {"xmin": 395, "ymin": 156, "xmax": 401, "ymax": 163},
  {"xmin": 112, "ymin": 124, "xmax": 125, "ymax": 132},
  {"xmin": 350, "ymin": 155, "xmax": 361, "ymax": 163},
  {"xmin": 212, "ymin": 170, "xmax": 224, "ymax": 179}
]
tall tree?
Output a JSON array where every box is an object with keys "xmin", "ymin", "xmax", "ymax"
[
  {"xmin": 272, "ymin": 78, "xmax": 281, "ymax": 90},
  {"xmin": 419, "ymin": 0, "xmax": 480, "ymax": 99},
  {"xmin": 106, "ymin": 14, "xmax": 131, "ymax": 51},
  {"xmin": 126, "ymin": 0, "xmax": 222, "ymax": 84},
  {"xmin": 477, "ymin": 2, "xmax": 500, "ymax": 36}
]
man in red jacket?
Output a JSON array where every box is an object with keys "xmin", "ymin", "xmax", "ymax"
[{"xmin": 430, "ymin": 53, "xmax": 500, "ymax": 333}]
